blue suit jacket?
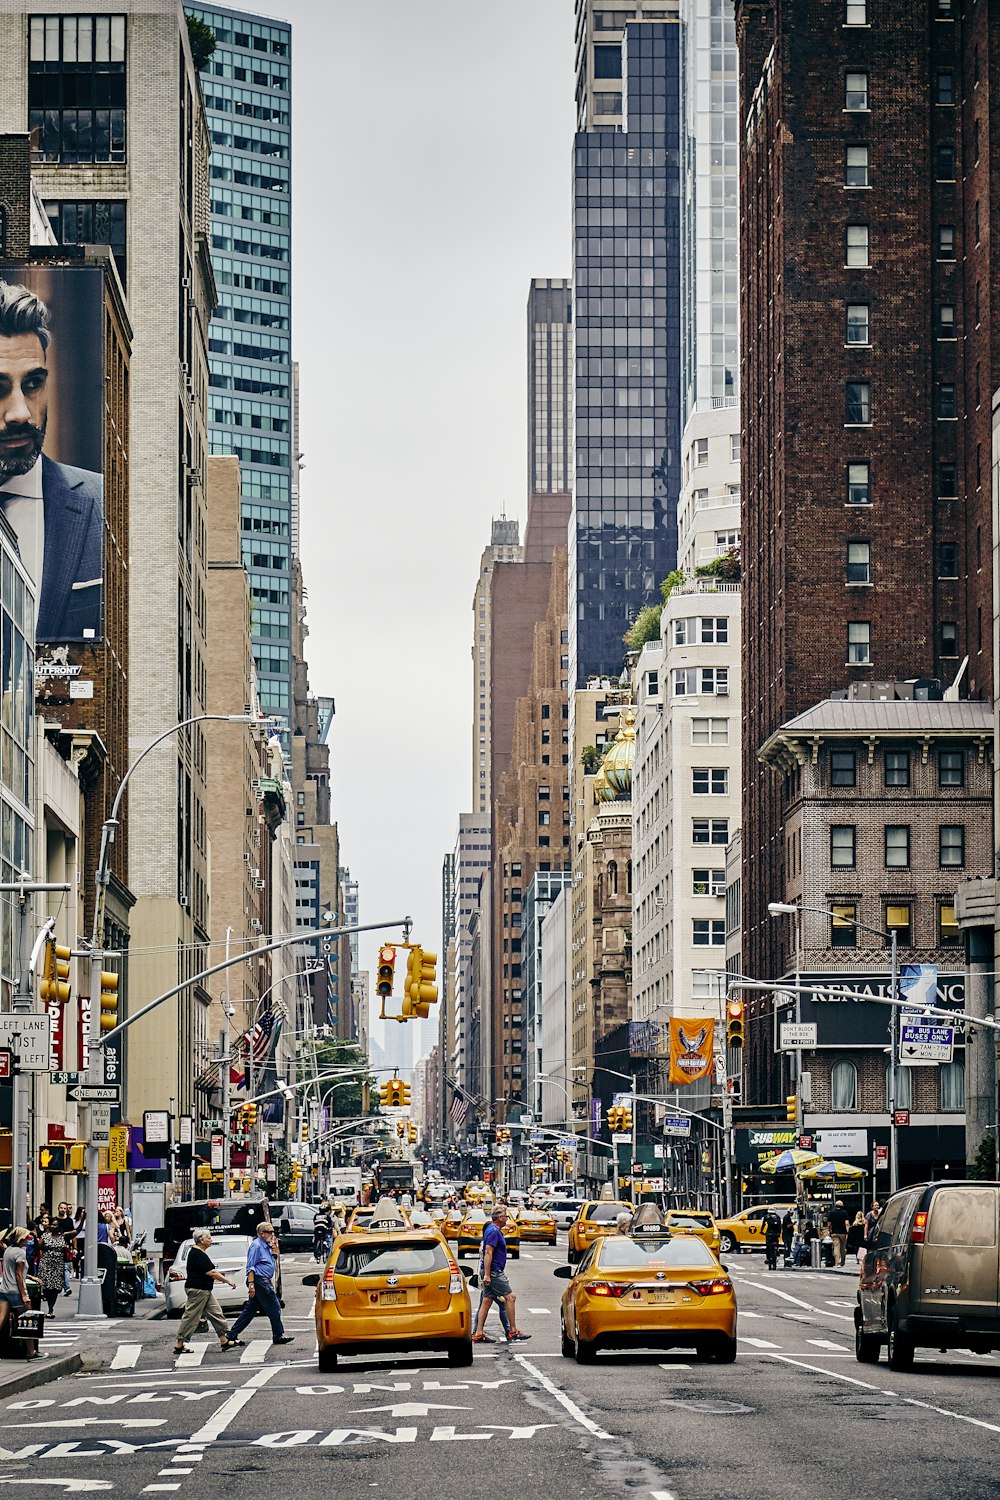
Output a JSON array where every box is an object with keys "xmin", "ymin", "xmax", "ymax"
[{"xmin": 37, "ymin": 455, "xmax": 103, "ymax": 642}]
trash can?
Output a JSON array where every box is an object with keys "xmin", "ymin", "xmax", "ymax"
[{"xmin": 810, "ymin": 1238, "xmax": 821, "ymax": 1270}]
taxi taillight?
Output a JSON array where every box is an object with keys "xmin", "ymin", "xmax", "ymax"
[
  {"xmin": 583, "ymin": 1281, "xmax": 629, "ymax": 1299},
  {"xmin": 321, "ymin": 1265, "xmax": 337, "ymax": 1302},
  {"xmin": 448, "ymin": 1261, "xmax": 463, "ymax": 1295},
  {"xmin": 688, "ymin": 1278, "xmax": 732, "ymax": 1296},
  {"xmin": 911, "ymin": 1211, "xmax": 928, "ymax": 1244}
]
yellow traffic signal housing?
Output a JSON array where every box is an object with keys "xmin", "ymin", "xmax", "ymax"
[
  {"xmin": 408, "ymin": 1123, "xmax": 417, "ymax": 1144},
  {"xmin": 245, "ymin": 1104, "xmax": 258, "ymax": 1126},
  {"xmin": 376, "ymin": 945, "xmax": 397, "ymax": 999},
  {"xmin": 39, "ymin": 942, "xmax": 71, "ymax": 1005},
  {"xmin": 378, "ymin": 1080, "xmax": 392, "ymax": 1108},
  {"xmin": 786, "ymin": 1094, "xmax": 798, "ymax": 1123},
  {"xmin": 99, "ymin": 970, "xmax": 119, "ymax": 1032},
  {"xmin": 402, "ymin": 945, "xmax": 439, "ymax": 1019},
  {"xmin": 395, "ymin": 1121, "xmax": 405, "ymax": 1137},
  {"xmin": 301, "ymin": 1122, "xmax": 309, "ymax": 1141},
  {"xmin": 726, "ymin": 998, "xmax": 746, "ymax": 1048},
  {"xmin": 69, "ymin": 1143, "xmax": 87, "ymax": 1172},
  {"xmin": 606, "ymin": 1105, "xmax": 620, "ymax": 1132},
  {"xmin": 621, "ymin": 1107, "xmax": 633, "ymax": 1132},
  {"xmin": 399, "ymin": 1081, "xmax": 411, "ymax": 1109}
]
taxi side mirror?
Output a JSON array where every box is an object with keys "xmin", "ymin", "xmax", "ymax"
[
  {"xmin": 301, "ymin": 1273, "xmax": 319, "ymax": 1287},
  {"xmin": 553, "ymin": 1264, "xmax": 574, "ymax": 1279},
  {"xmin": 721, "ymin": 1264, "xmax": 729, "ymax": 1273}
]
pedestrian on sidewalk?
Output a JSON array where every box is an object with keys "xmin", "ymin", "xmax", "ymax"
[
  {"xmin": 827, "ymin": 1200, "xmax": 850, "ymax": 1266},
  {"xmin": 224, "ymin": 1223, "xmax": 294, "ymax": 1349},
  {"xmin": 780, "ymin": 1210, "xmax": 795, "ymax": 1263},
  {"xmin": 55, "ymin": 1204, "xmax": 75, "ymax": 1296},
  {"xmin": 0, "ymin": 1228, "xmax": 31, "ymax": 1345},
  {"xmin": 847, "ymin": 1211, "xmax": 866, "ymax": 1266},
  {"xmin": 174, "ymin": 1230, "xmax": 236, "ymax": 1354},
  {"xmin": 36, "ymin": 1214, "xmax": 67, "ymax": 1316},
  {"xmin": 472, "ymin": 1206, "xmax": 529, "ymax": 1345}
]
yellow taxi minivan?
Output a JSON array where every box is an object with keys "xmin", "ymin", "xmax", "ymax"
[
  {"xmin": 662, "ymin": 1209, "xmax": 721, "ymax": 1255},
  {"xmin": 567, "ymin": 1200, "xmax": 633, "ymax": 1264}
]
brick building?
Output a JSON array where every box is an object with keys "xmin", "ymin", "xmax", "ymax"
[{"xmin": 736, "ymin": 0, "xmax": 996, "ymax": 1100}]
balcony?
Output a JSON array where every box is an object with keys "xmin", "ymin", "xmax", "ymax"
[{"xmin": 670, "ymin": 576, "xmax": 740, "ymax": 596}]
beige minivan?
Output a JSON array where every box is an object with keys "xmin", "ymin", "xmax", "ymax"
[{"xmin": 855, "ymin": 1180, "xmax": 1000, "ymax": 1371}]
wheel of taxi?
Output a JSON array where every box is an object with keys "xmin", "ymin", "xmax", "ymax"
[
  {"xmin": 317, "ymin": 1346, "xmax": 338, "ymax": 1372},
  {"xmin": 574, "ymin": 1327, "xmax": 597, "ymax": 1364},
  {"xmin": 887, "ymin": 1314, "xmax": 915, "ymax": 1372},
  {"xmin": 712, "ymin": 1334, "xmax": 737, "ymax": 1364},
  {"xmin": 560, "ymin": 1315, "xmax": 573, "ymax": 1359},
  {"xmin": 855, "ymin": 1318, "xmax": 881, "ymax": 1364},
  {"xmin": 719, "ymin": 1232, "xmax": 738, "ymax": 1256},
  {"xmin": 447, "ymin": 1339, "xmax": 474, "ymax": 1368}
]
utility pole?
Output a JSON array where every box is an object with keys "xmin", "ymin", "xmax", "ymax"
[
  {"xmin": 222, "ymin": 928, "xmax": 233, "ymax": 1201},
  {"xmin": 888, "ymin": 927, "xmax": 899, "ymax": 1193}
]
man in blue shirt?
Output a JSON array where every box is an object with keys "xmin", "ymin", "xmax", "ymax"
[
  {"xmin": 223, "ymin": 1223, "xmax": 294, "ymax": 1349},
  {"xmin": 472, "ymin": 1206, "xmax": 529, "ymax": 1344}
]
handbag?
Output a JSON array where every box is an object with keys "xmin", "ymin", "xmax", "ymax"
[{"xmin": 10, "ymin": 1309, "xmax": 44, "ymax": 1340}]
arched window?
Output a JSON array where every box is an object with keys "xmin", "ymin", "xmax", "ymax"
[
  {"xmin": 607, "ymin": 860, "xmax": 618, "ymax": 897},
  {"xmin": 831, "ymin": 1059, "xmax": 857, "ymax": 1111},
  {"xmin": 596, "ymin": 874, "xmax": 604, "ymax": 909},
  {"xmin": 626, "ymin": 859, "xmax": 633, "ymax": 895},
  {"xmin": 886, "ymin": 1065, "xmax": 913, "ymax": 1112},
  {"xmin": 940, "ymin": 1060, "xmax": 965, "ymax": 1111}
]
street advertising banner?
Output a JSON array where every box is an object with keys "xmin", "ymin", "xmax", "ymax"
[
  {"xmin": 0, "ymin": 266, "xmax": 105, "ymax": 643},
  {"xmin": 667, "ymin": 1017, "xmax": 715, "ymax": 1086}
]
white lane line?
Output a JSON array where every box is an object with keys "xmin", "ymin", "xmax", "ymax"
[
  {"xmin": 738, "ymin": 1310, "xmax": 764, "ymax": 1318},
  {"xmin": 175, "ymin": 1344, "xmax": 209, "ymax": 1368},
  {"xmin": 767, "ymin": 1353, "xmax": 1000, "ymax": 1433},
  {"xmin": 528, "ymin": 1308, "xmax": 552, "ymax": 1316},
  {"xmin": 189, "ymin": 1365, "xmax": 280, "ymax": 1444},
  {"xmin": 742, "ymin": 1337, "xmax": 781, "ymax": 1350},
  {"xmin": 514, "ymin": 1353, "xmax": 614, "ymax": 1440},
  {"xmin": 735, "ymin": 1279, "xmax": 813, "ymax": 1311},
  {"xmin": 141, "ymin": 1488, "xmax": 180, "ymax": 1494},
  {"xmin": 239, "ymin": 1341, "xmax": 270, "ymax": 1365},
  {"xmin": 651, "ymin": 1490, "xmax": 676, "ymax": 1500},
  {"xmin": 807, "ymin": 1339, "xmax": 847, "ymax": 1351},
  {"xmin": 658, "ymin": 1363, "xmax": 691, "ymax": 1371}
]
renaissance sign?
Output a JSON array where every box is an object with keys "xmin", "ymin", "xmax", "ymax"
[{"xmin": 796, "ymin": 971, "xmax": 965, "ymax": 1049}]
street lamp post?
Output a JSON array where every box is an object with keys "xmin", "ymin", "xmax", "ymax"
[{"xmin": 587, "ymin": 1064, "xmax": 639, "ymax": 1197}]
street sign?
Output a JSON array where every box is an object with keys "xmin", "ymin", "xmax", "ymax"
[
  {"xmin": 875, "ymin": 1145, "xmax": 889, "ymax": 1169},
  {"xmin": 0, "ymin": 1052, "xmax": 10, "ymax": 1081},
  {"xmin": 492, "ymin": 1143, "xmax": 512, "ymax": 1158},
  {"xmin": 49, "ymin": 1071, "xmax": 82, "ymax": 1086},
  {"xmin": 642, "ymin": 1176, "xmax": 665, "ymax": 1192},
  {"xmin": 662, "ymin": 1116, "xmax": 692, "ymax": 1138},
  {"xmin": 0, "ymin": 1015, "xmax": 50, "ymax": 1071},
  {"xmin": 67, "ymin": 1084, "xmax": 120, "ymax": 1103},
  {"xmin": 91, "ymin": 1104, "xmax": 111, "ymax": 1145},
  {"xmin": 893, "ymin": 1109, "xmax": 910, "ymax": 1127},
  {"xmin": 611, "ymin": 1132, "xmax": 631, "ymax": 1145},
  {"xmin": 780, "ymin": 1022, "xmax": 818, "ymax": 1050},
  {"xmin": 900, "ymin": 1022, "xmax": 954, "ymax": 1065}
]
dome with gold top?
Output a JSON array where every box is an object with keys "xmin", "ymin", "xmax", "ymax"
[{"xmin": 596, "ymin": 708, "xmax": 636, "ymax": 799}]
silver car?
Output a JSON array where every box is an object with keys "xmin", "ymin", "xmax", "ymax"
[{"xmin": 164, "ymin": 1234, "xmax": 253, "ymax": 1317}]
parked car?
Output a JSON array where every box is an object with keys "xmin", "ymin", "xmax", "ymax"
[
  {"xmin": 856, "ymin": 1180, "xmax": 1000, "ymax": 1371},
  {"xmin": 164, "ymin": 1235, "xmax": 254, "ymax": 1318},
  {"xmin": 269, "ymin": 1201, "xmax": 317, "ymax": 1252}
]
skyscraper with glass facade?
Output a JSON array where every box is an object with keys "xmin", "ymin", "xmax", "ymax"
[
  {"xmin": 188, "ymin": 5, "xmax": 293, "ymax": 727},
  {"xmin": 570, "ymin": 19, "xmax": 681, "ymax": 689}
]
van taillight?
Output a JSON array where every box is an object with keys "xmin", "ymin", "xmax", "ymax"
[{"xmin": 911, "ymin": 1211, "xmax": 928, "ymax": 1244}]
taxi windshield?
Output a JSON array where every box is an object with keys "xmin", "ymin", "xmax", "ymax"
[
  {"xmin": 599, "ymin": 1237, "xmax": 717, "ymax": 1269},
  {"xmin": 586, "ymin": 1203, "xmax": 630, "ymax": 1223},
  {"xmin": 336, "ymin": 1242, "xmax": 449, "ymax": 1277}
]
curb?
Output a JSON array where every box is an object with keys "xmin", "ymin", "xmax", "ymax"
[{"xmin": 0, "ymin": 1350, "xmax": 82, "ymax": 1398}]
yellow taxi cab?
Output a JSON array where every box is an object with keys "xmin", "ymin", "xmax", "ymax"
[
  {"xmin": 347, "ymin": 1206, "xmax": 412, "ymax": 1235},
  {"xmin": 662, "ymin": 1209, "xmax": 721, "ymax": 1255},
  {"xmin": 517, "ymin": 1205, "xmax": 558, "ymax": 1245},
  {"xmin": 427, "ymin": 1205, "xmax": 448, "ymax": 1229},
  {"xmin": 456, "ymin": 1207, "xmax": 520, "ymax": 1260},
  {"xmin": 441, "ymin": 1208, "xmax": 464, "ymax": 1242},
  {"xmin": 715, "ymin": 1203, "xmax": 796, "ymax": 1256},
  {"xmin": 554, "ymin": 1222, "xmax": 737, "ymax": 1364},
  {"xmin": 464, "ymin": 1180, "xmax": 490, "ymax": 1204},
  {"xmin": 314, "ymin": 1209, "xmax": 472, "ymax": 1372},
  {"xmin": 567, "ymin": 1200, "xmax": 633, "ymax": 1264}
]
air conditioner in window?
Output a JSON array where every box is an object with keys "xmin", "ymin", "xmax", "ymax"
[
  {"xmin": 249, "ymin": 918, "xmax": 262, "ymax": 933},
  {"xmin": 715, "ymin": 686, "xmax": 730, "ymax": 697},
  {"xmin": 253, "ymin": 878, "xmax": 265, "ymax": 891},
  {"xmin": 179, "ymin": 895, "xmax": 189, "ymax": 909}
]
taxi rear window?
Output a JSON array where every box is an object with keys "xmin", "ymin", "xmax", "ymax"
[
  {"xmin": 586, "ymin": 1203, "xmax": 630, "ymax": 1223},
  {"xmin": 670, "ymin": 1214, "xmax": 713, "ymax": 1227},
  {"xmin": 599, "ymin": 1237, "xmax": 717, "ymax": 1269},
  {"xmin": 336, "ymin": 1242, "xmax": 449, "ymax": 1277}
]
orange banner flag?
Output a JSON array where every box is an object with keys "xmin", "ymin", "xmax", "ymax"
[{"xmin": 668, "ymin": 1017, "xmax": 716, "ymax": 1087}]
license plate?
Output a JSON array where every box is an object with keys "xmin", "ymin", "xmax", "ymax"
[
  {"xmin": 648, "ymin": 1290, "xmax": 675, "ymax": 1303},
  {"xmin": 378, "ymin": 1291, "xmax": 407, "ymax": 1306}
]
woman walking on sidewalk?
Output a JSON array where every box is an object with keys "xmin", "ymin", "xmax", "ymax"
[
  {"xmin": 174, "ymin": 1230, "xmax": 236, "ymax": 1354},
  {"xmin": 36, "ymin": 1214, "xmax": 67, "ymax": 1316}
]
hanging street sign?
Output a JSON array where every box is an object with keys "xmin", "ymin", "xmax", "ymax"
[
  {"xmin": 780, "ymin": 1023, "xmax": 818, "ymax": 1050},
  {"xmin": 67, "ymin": 1084, "xmax": 120, "ymax": 1103},
  {"xmin": 662, "ymin": 1116, "xmax": 692, "ymax": 1138},
  {"xmin": 899, "ymin": 1022, "xmax": 954, "ymax": 1065}
]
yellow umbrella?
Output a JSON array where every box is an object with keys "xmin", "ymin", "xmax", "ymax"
[
  {"xmin": 797, "ymin": 1160, "xmax": 868, "ymax": 1181},
  {"xmin": 759, "ymin": 1148, "xmax": 824, "ymax": 1174}
]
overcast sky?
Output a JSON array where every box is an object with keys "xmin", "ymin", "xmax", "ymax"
[{"xmin": 278, "ymin": 1, "xmax": 575, "ymax": 1064}]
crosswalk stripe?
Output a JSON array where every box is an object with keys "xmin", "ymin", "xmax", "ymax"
[
  {"xmin": 175, "ymin": 1343, "xmax": 209, "ymax": 1367},
  {"xmin": 807, "ymin": 1339, "xmax": 847, "ymax": 1351},
  {"xmin": 528, "ymin": 1308, "xmax": 552, "ymax": 1316},
  {"xmin": 111, "ymin": 1344, "xmax": 142, "ymax": 1370},
  {"xmin": 240, "ymin": 1340, "xmax": 270, "ymax": 1365},
  {"xmin": 742, "ymin": 1337, "xmax": 781, "ymax": 1349}
]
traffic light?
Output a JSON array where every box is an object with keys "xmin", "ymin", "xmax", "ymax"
[
  {"xmin": 69, "ymin": 1143, "xmax": 87, "ymax": 1172},
  {"xmin": 38, "ymin": 1144, "xmax": 66, "ymax": 1172},
  {"xmin": 99, "ymin": 970, "xmax": 119, "ymax": 1032},
  {"xmin": 726, "ymin": 998, "xmax": 746, "ymax": 1048},
  {"xmin": 408, "ymin": 1123, "xmax": 417, "ymax": 1144},
  {"xmin": 377, "ymin": 945, "xmax": 397, "ymax": 998},
  {"xmin": 607, "ymin": 1104, "xmax": 620, "ymax": 1132},
  {"xmin": 398, "ymin": 1081, "xmax": 411, "ymax": 1109},
  {"xmin": 620, "ymin": 1106, "xmax": 633, "ymax": 1132},
  {"xmin": 245, "ymin": 1103, "xmax": 258, "ymax": 1127},
  {"xmin": 39, "ymin": 941, "xmax": 71, "ymax": 1005},
  {"xmin": 396, "ymin": 1121, "xmax": 405, "ymax": 1138},
  {"xmin": 401, "ymin": 945, "xmax": 438, "ymax": 1019},
  {"xmin": 786, "ymin": 1094, "xmax": 798, "ymax": 1123},
  {"xmin": 301, "ymin": 1122, "xmax": 309, "ymax": 1142},
  {"xmin": 378, "ymin": 1080, "xmax": 392, "ymax": 1108}
]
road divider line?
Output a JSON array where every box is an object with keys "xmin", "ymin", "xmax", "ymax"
[
  {"xmin": 189, "ymin": 1366, "xmax": 279, "ymax": 1444},
  {"xmin": 742, "ymin": 1338, "xmax": 781, "ymax": 1349},
  {"xmin": 807, "ymin": 1340, "xmax": 847, "ymax": 1351},
  {"xmin": 513, "ymin": 1354, "xmax": 614, "ymax": 1440},
  {"xmin": 768, "ymin": 1352, "xmax": 1000, "ymax": 1434}
]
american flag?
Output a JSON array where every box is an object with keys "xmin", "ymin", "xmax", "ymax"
[{"xmin": 448, "ymin": 1080, "xmax": 473, "ymax": 1131}]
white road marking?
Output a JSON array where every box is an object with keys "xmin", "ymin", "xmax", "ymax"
[
  {"xmin": 188, "ymin": 1365, "xmax": 280, "ymax": 1444},
  {"xmin": 174, "ymin": 1344, "xmax": 208, "ymax": 1368},
  {"xmin": 513, "ymin": 1354, "xmax": 614, "ymax": 1440},
  {"xmin": 769, "ymin": 1351, "xmax": 1000, "ymax": 1434},
  {"xmin": 140, "ymin": 1487, "xmax": 180, "ymax": 1494},
  {"xmin": 651, "ymin": 1491, "xmax": 676, "ymax": 1499},
  {"xmin": 742, "ymin": 1338, "xmax": 781, "ymax": 1350},
  {"xmin": 239, "ymin": 1341, "xmax": 270, "ymax": 1365},
  {"xmin": 807, "ymin": 1339, "xmax": 847, "ymax": 1351},
  {"xmin": 657, "ymin": 1363, "xmax": 691, "ymax": 1371},
  {"xmin": 110, "ymin": 1346, "xmax": 142, "ymax": 1371},
  {"xmin": 528, "ymin": 1308, "xmax": 552, "ymax": 1316},
  {"xmin": 738, "ymin": 1310, "xmax": 764, "ymax": 1318},
  {"xmin": 736, "ymin": 1280, "xmax": 813, "ymax": 1310}
]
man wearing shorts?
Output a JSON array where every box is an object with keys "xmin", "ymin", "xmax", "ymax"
[{"xmin": 472, "ymin": 1206, "xmax": 529, "ymax": 1344}]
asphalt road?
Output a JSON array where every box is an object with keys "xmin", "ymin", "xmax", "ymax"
[{"xmin": 1, "ymin": 1243, "xmax": 999, "ymax": 1498}]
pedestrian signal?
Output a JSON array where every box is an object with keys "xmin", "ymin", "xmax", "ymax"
[{"xmin": 38, "ymin": 1144, "xmax": 66, "ymax": 1172}]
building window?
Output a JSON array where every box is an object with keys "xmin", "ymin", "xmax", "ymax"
[
  {"xmin": 846, "ymin": 540, "xmax": 870, "ymax": 583},
  {"xmin": 44, "ymin": 199, "xmax": 127, "ymax": 282},
  {"xmin": 831, "ymin": 903, "xmax": 858, "ymax": 948},
  {"xmin": 885, "ymin": 903, "xmax": 912, "ymax": 946},
  {"xmin": 940, "ymin": 621, "xmax": 959, "ymax": 656},
  {"xmin": 846, "ymin": 303, "xmax": 870, "ymax": 344},
  {"xmin": 938, "ymin": 750, "xmax": 964, "ymax": 787},
  {"xmin": 693, "ymin": 869, "xmax": 726, "ymax": 897},
  {"xmin": 846, "ymin": 224, "xmax": 870, "ymax": 266},
  {"xmin": 938, "ymin": 225, "xmax": 956, "ymax": 259},
  {"xmin": 939, "ymin": 824, "xmax": 965, "ymax": 868},
  {"xmin": 831, "ymin": 750, "xmax": 856, "ymax": 787},
  {"xmin": 730, "ymin": 434, "xmax": 739, "ymax": 463},
  {"xmin": 847, "ymin": 621, "xmax": 871, "ymax": 663},
  {"xmin": 938, "ymin": 383, "xmax": 957, "ymax": 419},
  {"xmin": 845, "ymin": 382, "xmax": 870, "ymax": 424},
  {"xmin": 28, "ymin": 14, "xmax": 127, "ymax": 164},
  {"xmin": 939, "ymin": 1060, "xmax": 964, "ymax": 1111},
  {"xmin": 847, "ymin": 462, "xmax": 870, "ymax": 505},
  {"xmin": 693, "ymin": 818, "xmax": 729, "ymax": 846},
  {"xmin": 888, "ymin": 1065, "xmax": 914, "ymax": 1112},
  {"xmin": 831, "ymin": 825, "xmax": 856, "ymax": 868},
  {"xmin": 845, "ymin": 0, "xmax": 867, "ymax": 19},
  {"xmin": 936, "ymin": 0, "xmax": 954, "ymax": 15},
  {"xmin": 673, "ymin": 667, "xmax": 729, "ymax": 696},
  {"xmin": 938, "ymin": 462, "xmax": 958, "ymax": 497},
  {"xmin": 845, "ymin": 71, "xmax": 869, "ymax": 110},
  {"xmin": 593, "ymin": 43, "xmax": 622, "ymax": 79},
  {"xmin": 885, "ymin": 825, "xmax": 910, "ymax": 868},
  {"xmin": 939, "ymin": 542, "xmax": 958, "ymax": 578},
  {"xmin": 938, "ymin": 902, "xmax": 961, "ymax": 947},
  {"xmin": 845, "ymin": 145, "xmax": 869, "ymax": 187},
  {"xmin": 935, "ymin": 144, "xmax": 956, "ymax": 180},
  {"xmin": 691, "ymin": 717, "xmax": 729, "ymax": 745},
  {"xmin": 831, "ymin": 1060, "xmax": 858, "ymax": 1110},
  {"xmin": 692, "ymin": 919, "xmax": 726, "ymax": 947},
  {"xmin": 699, "ymin": 617, "xmax": 728, "ymax": 644},
  {"xmin": 938, "ymin": 304, "xmax": 956, "ymax": 339},
  {"xmin": 692, "ymin": 768, "xmax": 728, "ymax": 796},
  {"xmin": 884, "ymin": 750, "xmax": 910, "ymax": 787},
  {"xmin": 537, "ymin": 811, "xmax": 550, "ymax": 826},
  {"xmin": 936, "ymin": 70, "xmax": 955, "ymax": 105},
  {"xmin": 695, "ymin": 437, "xmax": 709, "ymax": 465}
]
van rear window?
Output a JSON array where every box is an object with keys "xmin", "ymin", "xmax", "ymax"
[
  {"xmin": 335, "ymin": 1242, "xmax": 449, "ymax": 1277},
  {"xmin": 927, "ymin": 1188, "xmax": 998, "ymax": 1248}
]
